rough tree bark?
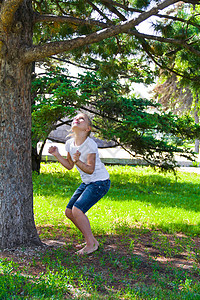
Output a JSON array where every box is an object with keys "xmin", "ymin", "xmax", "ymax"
[{"xmin": 0, "ymin": 0, "xmax": 41, "ymax": 248}]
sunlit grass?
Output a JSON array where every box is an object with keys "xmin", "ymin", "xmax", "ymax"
[
  {"xmin": 33, "ymin": 163, "xmax": 200, "ymax": 237},
  {"xmin": 1, "ymin": 163, "xmax": 199, "ymax": 300}
]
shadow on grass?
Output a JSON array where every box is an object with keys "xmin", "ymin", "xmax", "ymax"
[
  {"xmin": 1, "ymin": 223, "xmax": 199, "ymax": 299},
  {"xmin": 35, "ymin": 227, "xmax": 200, "ymax": 299}
]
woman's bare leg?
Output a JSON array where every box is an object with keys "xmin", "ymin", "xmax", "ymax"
[
  {"xmin": 65, "ymin": 207, "xmax": 99, "ymax": 254},
  {"xmin": 65, "ymin": 208, "xmax": 83, "ymax": 233}
]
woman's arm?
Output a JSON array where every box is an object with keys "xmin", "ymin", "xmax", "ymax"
[
  {"xmin": 48, "ymin": 146, "xmax": 74, "ymax": 170},
  {"xmin": 74, "ymin": 151, "xmax": 96, "ymax": 175}
]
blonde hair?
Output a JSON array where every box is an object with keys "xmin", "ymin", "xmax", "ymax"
[{"xmin": 82, "ymin": 113, "xmax": 92, "ymax": 137}]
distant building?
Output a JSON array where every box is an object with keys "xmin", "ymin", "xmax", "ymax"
[{"xmin": 48, "ymin": 119, "xmax": 117, "ymax": 148}]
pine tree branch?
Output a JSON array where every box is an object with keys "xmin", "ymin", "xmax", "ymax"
[
  {"xmin": 132, "ymin": 30, "xmax": 200, "ymax": 57},
  {"xmin": 182, "ymin": 0, "xmax": 200, "ymax": 4},
  {"xmin": 85, "ymin": 0, "xmax": 113, "ymax": 24},
  {"xmin": 99, "ymin": 0, "xmax": 200, "ymax": 30},
  {"xmin": 142, "ymin": 43, "xmax": 200, "ymax": 82},
  {"xmin": 22, "ymin": 0, "xmax": 180, "ymax": 63},
  {"xmin": 92, "ymin": 1, "xmax": 200, "ymax": 70},
  {"xmin": 0, "ymin": 0, "xmax": 24, "ymax": 31},
  {"xmin": 50, "ymin": 56, "xmax": 97, "ymax": 71},
  {"xmin": 34, "ymin": 12, "xmax": 108, "ymax": 28},
  {"xmin": 100, "ymin": 0, "xmax": 127, "ymax": 21}
]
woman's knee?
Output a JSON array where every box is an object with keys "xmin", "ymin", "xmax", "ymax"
[
  {"xmin": 72, "ymin": 206, "xmax": 83, "ymax": 218},
  {"xmin": 65, "ymin": 208, "xmax": 73, "ymax": 219}
]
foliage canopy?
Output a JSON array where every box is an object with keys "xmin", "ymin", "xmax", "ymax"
[
  {"xmin": 32, "ymin": 68, "xmax": 200, "ymax": 173},
  {"xmin": 29, "ymin": 0, "xmax": 200, "ymax": 173}
]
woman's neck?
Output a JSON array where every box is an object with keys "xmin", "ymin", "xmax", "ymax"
[{"xmin": 74, "ymin": 132, "xmax": 88, "ymax": 146}]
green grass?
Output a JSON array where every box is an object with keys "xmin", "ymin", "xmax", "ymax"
[
  {"xmin": 0, "ymin": 163, "xmax": 199, "ymax": 299},
  {"xmin": 33, "ymin": 163, "xmax": 200, "ymax": 237}
]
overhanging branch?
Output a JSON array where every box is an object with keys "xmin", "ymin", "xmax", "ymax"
[
  {"xmin": 142, "ymin": 43, "xmax": 200, "ymax": 82},
  {"xmin": 22, "ymin": 0, "xmax": 180, "ymax": 63},
  {"xmin": 86, "ymin": 0, "xmax": 113, "ymax": 24},
  {"xmin": 99, "ymin": 0, "xmax": 200, "ymax": 30},
  {"xmin": 50, "ymin": 56, "xmax": 97, "ymax": 71},
  {"xmin": 100, "ymin": 0, "xmax": 127, "ymax": 21},
  {"xmin": 131, "ymin": 30, "xmax": 200, "ymax": 57},
  {"xmin": 34, "ymin": 13, "xmax": 108, "ymax": 28}
]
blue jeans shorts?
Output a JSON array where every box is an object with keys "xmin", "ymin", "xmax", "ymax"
[{"xmin": 66, "ymin": 179, "xmax": 111, "ymax": 213}]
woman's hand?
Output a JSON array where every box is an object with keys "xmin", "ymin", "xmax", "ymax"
[
  {"xmin": 74, "ymin": 153, "xmax": 95, "ymax": 174},
  {"xmin": 48, "ymin": 147, "xmax": 74, "ymax": 170},
  {"xmin": 48, "ymin": 146, "xmax": 59, "ymax": 157},
  {"xmin": 73, "ymin": 150, "xmax": 81, "ymax": 163}
]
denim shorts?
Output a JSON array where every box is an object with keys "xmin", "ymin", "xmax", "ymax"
[{"xmin": 66, "ymin": 179, "xmax": 111, "ymax": 213}]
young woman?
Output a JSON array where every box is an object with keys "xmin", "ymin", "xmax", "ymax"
[{"xmin": 48, "ymin": 113, "xmax": 110, "ymax": 255}]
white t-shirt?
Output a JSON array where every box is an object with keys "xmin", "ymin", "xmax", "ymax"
[{"xmin": 65, "ymin": 137, "xmax": 109, "ymax": 184}]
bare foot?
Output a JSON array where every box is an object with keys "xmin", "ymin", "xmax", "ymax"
[
  {"xmin": 76, "ymin": 241, "xmax": 99, "ymax": 255},
  {"xmin": 75, "ymin": 242, "xmax": 86, "ymax": 249}
]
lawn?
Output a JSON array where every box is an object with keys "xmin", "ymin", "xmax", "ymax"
[{"xmin": 0, "ymin": 163, "xmax": 199, "ymax": 299}]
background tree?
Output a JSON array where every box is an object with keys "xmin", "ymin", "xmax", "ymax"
[
  {"xmin": 31, "ymin": 45, "xmax": 155, "ymax": 173},
  {"xmin": 153, "ymin": 73, "xmax": 199, "ymax": 153},
  {"xmin": 32, "ymin": 68, "xmax": 200, "ymax": 174},
  {"xmin": 0, "ymin": 0, "xmax": 200, "ymax": 249},
  {"xmin": 151, "ymin": 4, "xmax": 200, "ymax": 153}
]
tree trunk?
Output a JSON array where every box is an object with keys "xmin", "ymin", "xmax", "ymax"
[
  {"xmin": 194, "ymin": 95, "xmax": 199, "ymax": 154},
  {"xmin": 0, "ymin": 1, "xmax": 41, "ymax": 249},
  {"xmin": 32, "ymin": 146, "xmax": 41, "ymax": 174}
]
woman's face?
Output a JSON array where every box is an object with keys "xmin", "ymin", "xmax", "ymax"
[{"xmin": 72, "ymin": 114, "xmax": 90, "ymax": 132}]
